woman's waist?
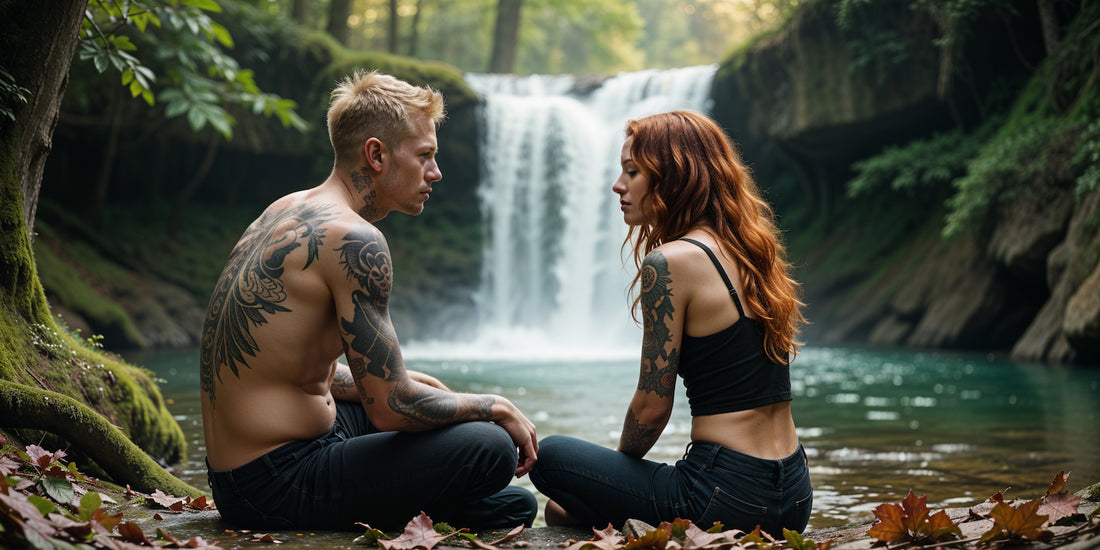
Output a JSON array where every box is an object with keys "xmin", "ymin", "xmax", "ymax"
[{"xmin": 688, "ymin": 407, "xmax": 799, "ymax": 460}]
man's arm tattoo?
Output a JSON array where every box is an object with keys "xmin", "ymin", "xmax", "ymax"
[
  {"xmin": 387, "ymin": 380, "xmax": 495, "ymax": 428},
  {"xmin": 200, "ymin": 203, "xmax": 336, "ymax": 406},
  {"xmin": 620, "ymin": 408, "xmax": 660, "ymax": 457},
  {"xmin": 638, "ymin": 252, "xmax": 678, "ymax": 398}
]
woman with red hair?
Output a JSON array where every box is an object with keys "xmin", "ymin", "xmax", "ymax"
[{"xmin": 530, "ymin": 110, "xmax": 811, "ymax": 535}]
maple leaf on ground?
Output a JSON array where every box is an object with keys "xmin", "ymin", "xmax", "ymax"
[
  {"xmin": 0, "ymin": 455, "xmax": 20, "ymax": 476},
  {"xmin": 151, "ymin": 489, "xmax": 186, "ymax": 511},
  {"xmin": 563, "ymin": 524, "xmax": 625, "ymax": 550},
  {"xmin": 979, "ymin": 498, "xmax": 1054, "ymax": 545},
  {"xmin": 486, "ymin": 525, "xmax": 526, "ymax": 546},
  {"xmin": 354, "ymin": 522, "xmax": 392, "ymax": 546},
  {"xmin": 623, "ymin": 525, "xmax": 671, "ymax": 550},
  {"xmin": 25, "ymin": 445, "xmax": 66, "ymax": 469},
  {"xmin": 118, "ymin": 521, "xmax": 155, "ymax": 545},
  {"xmin": 782, "ymin": 528, "xmax": 828, "ymax": 550},
  {"xmin": 656, "ymin": 518, "xmax": 692, "ymax": 541},
  {"xmin": 470, "ymin": 525, "xmax": 525, "ymax": 550},
  {"xmin": 739, "ymin": 525, "xmax": 777, "ymax": 546},
  {"xmin": 379, "ymin": 512, "xmax": 456, "ymax": 550},
  {"xmin": 867, "ymin": 490, "xmax": 962, "ymax": 546},
  {"xmin": 1046, "ymin": 471, "xmax": 1070, "ymax": 496},
  {"xmin": 1039, "ymin": 492, "xmax": 1081, "ymax": 524},
  {"xmin": 682, "ymin": 522, "xmax": 741, "ymax": 549},
  {"xmin": 1038, "ymin": 470, "xmax": 1081, "ymax": 525},
  {"xmin": 988, "ymin": 488, "xmax": 1010, "ymax": 503},
  {"xmin": 184, "ymin": 494, "xmax": 215, "ymax": 511}
]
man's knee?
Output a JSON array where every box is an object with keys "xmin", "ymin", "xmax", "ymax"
[{"xmin": 448, "ymin": 422, "xmax": 518, "ymax": 475}]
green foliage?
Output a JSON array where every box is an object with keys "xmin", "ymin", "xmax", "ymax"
[
  {"xmin": 836, "ymin": 0, "xmax": 1017, "ymax": 83},
  {"xmin": 1074, "ymin": 120, "xmax": 1100, "ymax": 196},
  {"xmin": 943, "ymin": 116, "xmax": 1079, "ymax": 238},
  {"xmin": 0, "ymin": 66, "xmax": 30, "ymax": 122},
  {"xmin": 846, "ymin": 126, "xmax": 991, "ymax": 199},
  {"xmin": 79, "ymin": 0, "xmax": 306, "ymax": 139}
]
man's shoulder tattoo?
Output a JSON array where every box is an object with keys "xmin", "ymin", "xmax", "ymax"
[{"xmin": 199, "ymin": 203, "xmax": 337, "ymax": 406}]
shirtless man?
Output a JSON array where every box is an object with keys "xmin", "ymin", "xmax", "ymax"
[{"xmin": 199, "ymin": 71, "xmax": 538, "ymax": 531}]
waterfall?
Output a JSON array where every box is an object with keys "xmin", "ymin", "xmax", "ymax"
[{"xmin": 413, "ymin": 66, "xmax": 716, "ymax": 360}]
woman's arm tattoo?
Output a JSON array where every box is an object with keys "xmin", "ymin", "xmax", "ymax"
[
  {"xmin": 620, "ymin": 408, "xmax": 660, "ymax": 457},
  {"xmin": 638, "ymin": 252, "xmax": 678, "ymax": 398}
]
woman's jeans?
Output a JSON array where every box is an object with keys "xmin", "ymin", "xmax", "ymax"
[
  {"xmin": 530, "ymin": 435, "xmax": 812, "ymax": 535},
  {"xmin": 208, "ymin": 401, "xmax": 537, "ymax": 531}
]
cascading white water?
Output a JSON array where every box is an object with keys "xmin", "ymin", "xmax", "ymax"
[{"xmin": 413, "ymin": 66, "xmax": 716, "ymax": 360}]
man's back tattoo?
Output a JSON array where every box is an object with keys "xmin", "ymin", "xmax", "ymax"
[{"xmin": 200, "ymin": 203, "xmax": 336, "ymax": 406}]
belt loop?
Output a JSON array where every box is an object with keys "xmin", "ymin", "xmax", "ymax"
[
  {"xmin": 261, "ymin": 454, "xmax": 279, "ymax": 477},
  {"xmin": 702, "ymin": 443, "xmax": 720, "ymax": 472}
]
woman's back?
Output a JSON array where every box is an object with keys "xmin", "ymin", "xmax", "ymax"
[{"xmin": 660, "ymin": 232, "xmax": 799, "ymax": 460}]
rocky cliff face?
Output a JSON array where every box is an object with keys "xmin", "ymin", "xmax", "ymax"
[{"xmin": 711, "ymin": 0, "xmax": 1099, "ymax": 364}]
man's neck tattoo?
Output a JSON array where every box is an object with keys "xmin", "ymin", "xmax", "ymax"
[{"xmin": 350, "ymin": 168, "xmax": 379, "ymax": 220}]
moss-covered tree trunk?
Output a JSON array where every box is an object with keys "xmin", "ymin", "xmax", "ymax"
[{"xmin": 0, "ymin": 0, "xmax": 201, "ymax": 497}]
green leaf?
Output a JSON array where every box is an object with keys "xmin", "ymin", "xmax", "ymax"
[
  {"xmin": 182, "ymin": 0, "xmax": 223, "ymax": 12},
  {"xmin": 164, "ymin": 99, "xmax": 190, "ymax": 118},
  {"xmin": 26, "ymin": 494, "xmax": 56, "ymax": 516},
  {"xmin": 42, "ymin": 475, "xmax": 75, "ymax": 504},
  {"xmin": 109, "ymin": 35, "xmax": 137, "ymax": 51},
  {"xmin": 79, "ymin": 491, "xmax": 103, "ymax": 521},
  {"xmin": 210, "ymin": 22, "xmax": 234, "ymax": 47},
  {"xmin": 93, "ymin": 52, "xmax": 110, "ymax": 73},
  {"xmin": 187, "ymin": 105, "xmax": 207, "ymax": 131}
]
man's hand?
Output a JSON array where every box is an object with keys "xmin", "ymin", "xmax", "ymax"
[{"xmin": 493, "ymin": 398, "xmax": 538, "ymax": 477}]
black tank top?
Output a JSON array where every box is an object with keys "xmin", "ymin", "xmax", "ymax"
[{"xmin": 677, "ymin": 238, "xmax": 791, "ymax": 416}]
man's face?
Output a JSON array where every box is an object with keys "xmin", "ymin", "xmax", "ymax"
[{"xmin": 379, "ymin": 114, "xmax": 442, "ymax": 217}]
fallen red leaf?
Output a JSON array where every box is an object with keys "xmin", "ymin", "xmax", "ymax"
[
  {"xmin": 867, "ymin": 490, "xmax": 961, "ymax": 545},
  {"xmin": 979, "ymin": 498, "xmax": 1053, "ymax": 545},
  {"xmin": 486, "ymin": 524, "xmax": 525, "ymax": 546},
  {"xmin": 117, "ymin": 521, "xmax": 154, "ymax": 545},
  {"xmin": 379, "ymin": 512, "xmax": 453, "ymax": 550},
  {"xmin": 622, "ymin": 526, "xmax": 669, "ymax": 550},
  {"xmin": 25, "ymin": 445, "xmax": 65, "ymax": 469},
  {"xmin": 739, "ymin": 525, "xmax": 777, "ymax": 545},
  {"xmin": 1038, "ymin": 492, "xmax": 1081, "ymax": 524},
  {"xmin": 1045, "ymin": 471, "xmax": 1069, "ymax": 496}
]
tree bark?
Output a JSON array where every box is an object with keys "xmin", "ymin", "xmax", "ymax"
[
  {"xmin": 407, "ymin": 0, "xmax": 424, "ymax": 56},
  {"xmin": 489, "ymin": 0, "xmax": 523, "ymax": 73},
  {"xmin": 0, "ymin": 0, "xmax": 88, "ymax": 241},
  {"xmin": 1037, "ymin": 0, "xmax": 1060, "ymax": 58},
  {"xmin": 388, "ymin": 0, "xmax": 400, "ymax": 54},
  {"xmin": 327, "ymin": 0, "xmax": 353, "ymax": 45},
  {"xmin": 291, "ymin": 0, "xmax": 309, "ymax": 24}
]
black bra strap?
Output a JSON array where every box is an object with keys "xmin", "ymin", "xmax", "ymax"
[{"xmin": 680, "ymin": 238, "xmax": 746, "ymax": 317}]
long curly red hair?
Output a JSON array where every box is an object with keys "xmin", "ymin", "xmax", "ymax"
[{"xmin": 624, "ymin": 110, "xmax": 805, "ymax": 364}]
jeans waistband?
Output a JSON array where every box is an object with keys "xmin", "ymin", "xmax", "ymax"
[
  {"xmin": 207, "ymin": 426, "xmax": 340, "ymax": 487},
  {"xmin": 684, "ymin": 441, "xmax": 805, "ymax": 477}
]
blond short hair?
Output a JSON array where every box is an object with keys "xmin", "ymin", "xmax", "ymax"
[{"xmin": 327, "ymin": 70, "xmax": 446, "ymax": 167}]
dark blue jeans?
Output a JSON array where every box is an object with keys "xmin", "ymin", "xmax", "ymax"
[
  {"xmin": 208, "ymin": 401, "xmax": 537, "ymax": 531},
  {"xmin": 529, "ymin": 435, "xmax": 812, "ymax": 535}
]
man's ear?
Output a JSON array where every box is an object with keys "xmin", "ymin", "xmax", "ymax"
[{"xmin": 364, "ymin": 137, "xmax": 385, "ymax": 171}]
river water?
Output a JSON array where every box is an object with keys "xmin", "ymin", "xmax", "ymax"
[{"xmin": 126, "ymin": 344, "xmax": 1100, "ymax": 537}]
